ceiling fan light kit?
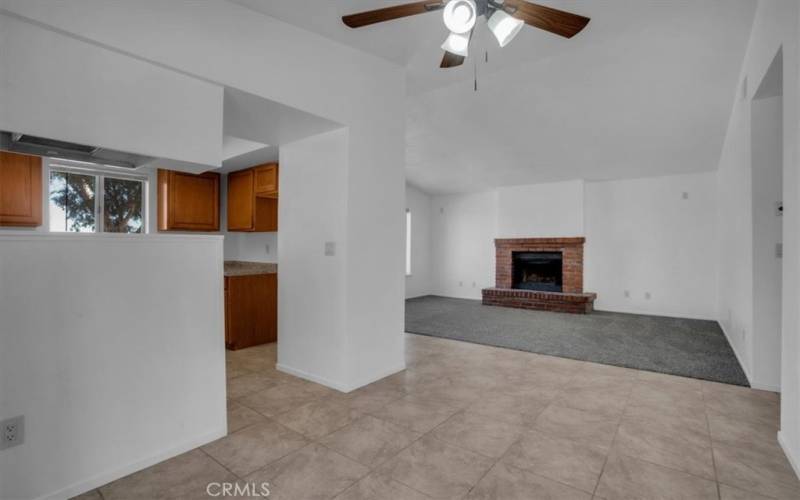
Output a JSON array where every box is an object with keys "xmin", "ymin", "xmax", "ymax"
[
  {"xmin": 487, "ymin": 9, "xmax": 524, "ymax": 47},
  {"xmin": 442, "ymin": 0, "xmax": 477, "ymax": 33},
  {"xmin": 342, "ymin": 0, "xmax": 590, "ymax": 69},
  {"xmin": 441, "ymin": 31, "xmax": 471, "ymax": 57}
]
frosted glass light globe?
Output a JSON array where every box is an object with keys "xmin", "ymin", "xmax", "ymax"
[{"xmin": 443, "ymin": 0, "xmax": 477, "ymax": 34}]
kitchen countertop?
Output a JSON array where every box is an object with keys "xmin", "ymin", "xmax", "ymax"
[{"xmin": 224, "ymin": 261, "xmax": 277, "ymax": 277}]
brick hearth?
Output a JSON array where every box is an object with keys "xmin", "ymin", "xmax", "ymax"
[{"xmin": 482, "ymin": 237, "xmax": 597, "ymax": 314}]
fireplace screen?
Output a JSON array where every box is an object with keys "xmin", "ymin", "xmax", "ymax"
[{"xmin": 512, "ymin": 251, "xmax": 563, "ymax": 292}]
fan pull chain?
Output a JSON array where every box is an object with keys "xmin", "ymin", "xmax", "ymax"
[{"xmin": 474, "ymin": 56, "xmax": 478, "ymax": 92}]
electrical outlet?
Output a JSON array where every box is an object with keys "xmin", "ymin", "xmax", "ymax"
[
  {"xmin": 472, "ymin": 282, "xmax": 476, "ymax": 287},
  {"xmin": 324, "ymin": 241, "xmax": 335, "ymax": 256},
  {"xmin": 682, "ymin": 192, "xmax": 689, "ymax": 200},
  {"xmin": 1, "ymin": 415, "xmax": 24, "ymax": 450},
  {"xmin": 459, "ymin": 281, "xmax": 463, "ymax": 287},
  {"xmin": 624, "ymin": 290, "xmax": 630, "ymax": 298},
  {"xmin": 644, "ymin": 292, "xmax": 651, "ymax": 300}
]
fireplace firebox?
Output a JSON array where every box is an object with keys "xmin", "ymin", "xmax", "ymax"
[{"xmin": 512, "ymin": 252, "xmax": 563, "ymax": 292}]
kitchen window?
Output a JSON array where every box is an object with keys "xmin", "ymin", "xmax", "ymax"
[{"xmin": 48, "ymin": 160, "xmax": 147, "ymax": 233}]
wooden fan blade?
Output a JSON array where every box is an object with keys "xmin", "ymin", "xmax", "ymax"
[
  {"xmin": 502, "ymin": 0, "xmax": 590, "ymax": 38},
  {"xmin": 440, "ymin": 51, "xmax": 465, "ymax": 68},
  {"xmin": 342, "ymin": 1, "xmax": 444, "ymax": 28}
]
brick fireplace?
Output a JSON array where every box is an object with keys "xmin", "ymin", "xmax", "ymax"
[{"xmin": 482, "ymin": 237, "xmax": 596, "ymax": 314}]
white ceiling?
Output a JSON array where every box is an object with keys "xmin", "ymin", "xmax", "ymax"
[{"xmin": 231, "ymin": 0, "xmax": 757, "ymax": 194}]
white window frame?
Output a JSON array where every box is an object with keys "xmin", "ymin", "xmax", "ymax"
[
  {"xmin": 405, "ymin": 209, "xmax": 412, "ymax": 276},
  {"xmin": 45, "ymin": 158, "xmax": 149, "ymax": 234}
]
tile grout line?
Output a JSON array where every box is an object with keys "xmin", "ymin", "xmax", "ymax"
[
  {"xmin": 700, "ymin": 381, "xmax": 723, "ymax": 500},
  {"xmin": 199, "ymin": 446, "xmax": 247, "ymax": 482},
  {"xmin": 590, "ymin": 373, "xmax": 636, "ymax": 498}
]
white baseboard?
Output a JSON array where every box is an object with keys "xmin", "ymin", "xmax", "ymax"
[
  {"xmin": 40, "ymin": 427, "xmax": 227, "ymax": 500},
  {"xmin": 752, "ymin": 381, "xmax": 781, "ymax": 392},
  {"xmin": 276, "ymin": 363, "xmax": 351, "ymax": 392},
  {"xmin": 277, "ymin": 363, "xmax": 406, "ymax": 393},
  {"xmin": 718, "ymin": 320, "xmax": 754, "ymax": 386},
  {"xmin": 778, "ymin": 431, "xmax": 800, "ymax": 479},
  {"xmin": 594, "ymin": 307, "xmax": 715, "ymax": 321},
  {"xmin": 346, "ymin": 363, "xmax": 406, "ymax": 392},
  {"xmin": 717, "ymin": 321, "xmax": 781, "ymax": 392}
]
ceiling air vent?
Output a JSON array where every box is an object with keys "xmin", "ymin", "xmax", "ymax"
[
  {"xmin": 10, "ymin": 133, "xmax": 98, "ymax": 155},
  {"xmin": 0, "ymin": 131, "xmax": 156, "ymax": 169}
]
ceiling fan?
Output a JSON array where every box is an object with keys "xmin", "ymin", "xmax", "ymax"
[{"xmin": 342, "ymin": 0, "xmax": 590, "ymax": 69}]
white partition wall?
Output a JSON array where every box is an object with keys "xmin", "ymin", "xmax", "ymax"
[{"xmin": 0, "ymin": 234, "xmax": 226, "ymax": 500}]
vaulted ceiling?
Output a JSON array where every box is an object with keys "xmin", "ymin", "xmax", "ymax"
[{"xmin": 233, "ymin": 0, "xmax": 756, "ymax": 193}]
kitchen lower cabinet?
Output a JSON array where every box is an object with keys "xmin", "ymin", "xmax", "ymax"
[{"xmin": 224, "ymin": 273, "xmax": 277, "ymax": 350}]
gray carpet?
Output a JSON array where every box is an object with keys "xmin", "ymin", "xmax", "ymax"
[{"xmin": 405, "ymin": 295, "xmax": 749, "ymax": 386}]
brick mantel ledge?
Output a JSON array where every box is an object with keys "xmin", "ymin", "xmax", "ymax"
[{"xmin": 495, "ymin": 237, "xmax": 585, "ymax": 245}]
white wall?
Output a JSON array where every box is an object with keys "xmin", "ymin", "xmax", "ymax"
[
  {"xmin": 713, "ymin": 0, "xmax": 800, "ymax": 472},
  {"xmin": 0, "ymin": 14, "xmax": 223, "ymax": 170},
  {"xmin": 406, "ymin": 184, "xmax": 433, "ymax": 298},
  {"xmin": 431, "ymin": 190, "xmax": 498, "ymax": 299},
  {"xmin": 0, "ymin": 234, "xmax": 225, "ymax": 500},
  {"xmin": 496, "ymin": 180, "xmax": 584, "ymax": 238},
  {"xmin": 426, "ymin": 175, "xmax": 718, "ymax": 320},
  {"xmin": 584, "ymin": 173, "xmax": 718, "ymax": 319},
  {"xmin": 752, "ymin": 95, "xmax": 784, "ymax": 391}
]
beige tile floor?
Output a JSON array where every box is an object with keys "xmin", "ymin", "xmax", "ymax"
[{"xmin": 74, "ymin": 334, "xmax": 799, "ymax": 500}]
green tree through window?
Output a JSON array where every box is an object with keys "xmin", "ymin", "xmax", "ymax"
[
  {"xmin": 104, "ymin": 177, "xmax": 143, "ymax": 233},
  {"xmin": 49, "ymin": 169, "xmax": 144, "ymax": 233},
  {"xmin": 49, "ymin": 171, "xmax": 96, "ymax": 232}
]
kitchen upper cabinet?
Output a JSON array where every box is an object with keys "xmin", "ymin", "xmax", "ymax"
[
  {"xmin": 157, "ymin": 169, "xmax": 220, "ymax": 231},
  {"xmin": 0, "ymin": 151, "xmax": 42, "ymax": 227},
  {"xmin": 227, "ymin": 163, "xmax": 278, "ymax": 232},
  {"xmin": 254, "ymin": 163, "xmax": 278, "ymax": 197}
]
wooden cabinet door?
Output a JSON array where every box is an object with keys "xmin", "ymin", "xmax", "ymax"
[
  {"xmin": 158, "ymin": 169, "xmax": 220, "ymax": 231},
  {"xmin": 227, "ymin": 169, "xmax": 255, "ymax": 231},
  {"xmin": 226, "ymin": 274, "xmax": 277, "ymax": 350},
  {"xmin": 0, "ymin": 151, "xmax": 42, "ymax": 227},
  {"xmin": 254, "ymin": 164, "xmax": 278, "ymax": 198}
]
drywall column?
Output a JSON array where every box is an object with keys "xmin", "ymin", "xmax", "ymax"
[
  {"xmin": 277, "ymin": 129, "xmax": 349, "ymax": 388},
  {"xmin": 752, "ymin": 94, "xmax": 784, "ymax": 391}
]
